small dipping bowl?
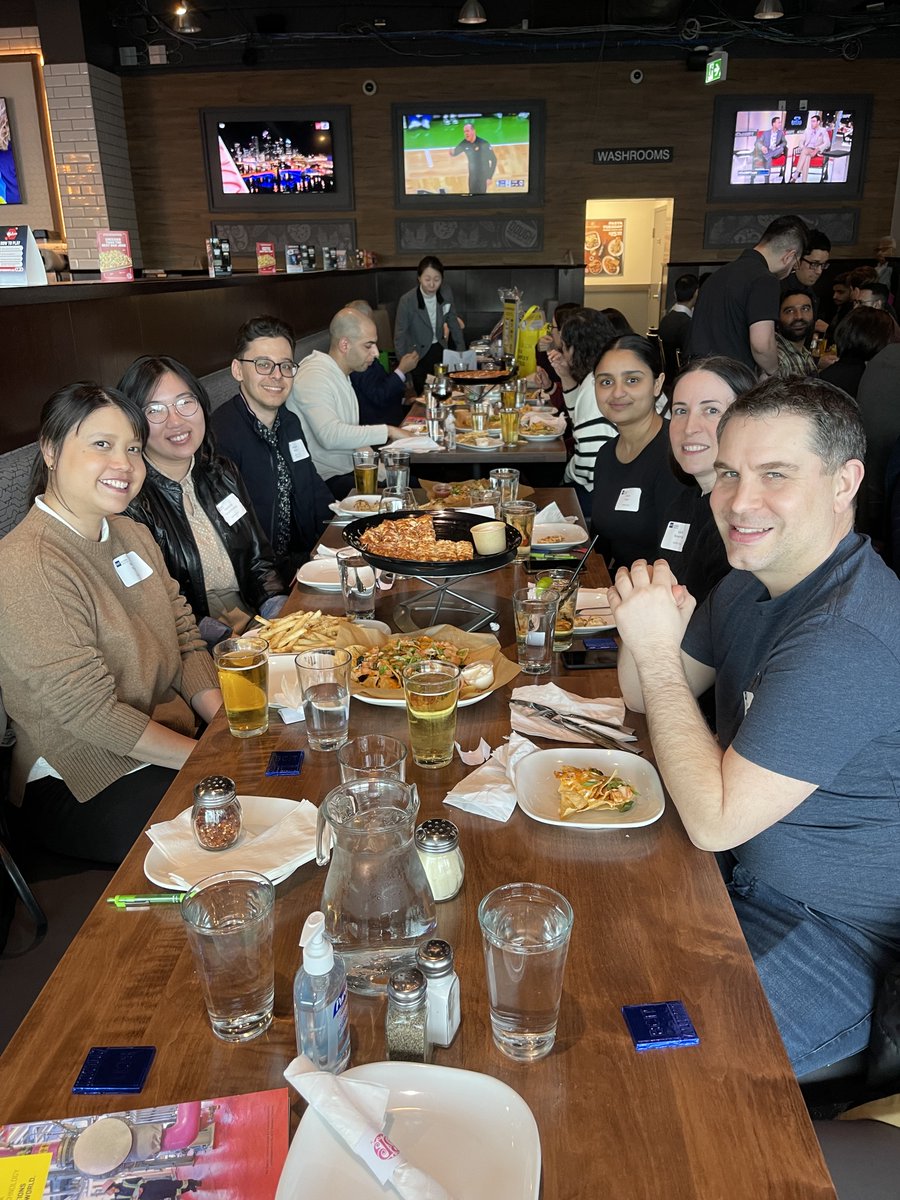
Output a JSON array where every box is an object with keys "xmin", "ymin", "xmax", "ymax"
[{"xmin": 472, "ymin": 521, "xmax": 508, "ymax": 556}]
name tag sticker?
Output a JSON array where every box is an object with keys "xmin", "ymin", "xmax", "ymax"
[
  {"xmin": 615, "ymin": 488, "xmax": 642, "ymax": 512},
  {"xmin": 216, "ymin": 492, "xmax": 248, "ymax": 526},
  {"xmin": 660, "ymin": 521, "xmax": 690, "ymax": 552},
  {"xmin": 113, "ymin": 552, "xmax": 153, "ymax": 588},
  {"xmin": 288, "ymin": 438, "xmax": 310, "ymax": 463}
]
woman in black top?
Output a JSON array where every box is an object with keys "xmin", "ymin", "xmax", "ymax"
[
  {"xmin": 655, "ymin": 356, "xmax": 757, "ymax": 602},
  {"xmin": 120, "ymin": 356, "xmax": 286, "ymax": 641},
  {"xmin": 818, "ymin": 307, "xmax": 897, "ymax": 400},
  {"xmin": 591, "ymin": 336, "xmax": 690, "ymax": 570}
]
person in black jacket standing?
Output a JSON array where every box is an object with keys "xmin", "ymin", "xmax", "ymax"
[
  {"xmin": 120, "ymin": 355, "xmax": 287, "ymax": 640},
  {"xmin": 211, "ymin": 315, "xmax": 334, "ymax": 577}
]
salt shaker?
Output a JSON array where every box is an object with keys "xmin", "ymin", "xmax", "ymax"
[
  {"xmin": 192, "ymin": 775, "xmax": 242, "ymax": 851},
  {"xmin": 385, "ymin": 967, "xmax": 432, "ymax": 1063},
  {"xmin": 415, "ymin": 819, "xmax": 465, "ymax": 901},
  {"xmin": 416, "ymin": 939, "xmax": 460, "ymax": 1048}
]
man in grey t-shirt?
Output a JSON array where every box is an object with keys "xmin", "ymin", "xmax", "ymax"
[{"xmin": 609, "ymin": 377, "xmax": 900, "ymax": 1077}]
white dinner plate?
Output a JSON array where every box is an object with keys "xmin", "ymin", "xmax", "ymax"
[
  {"xmin": 143, "ymin": 795, "xmax": 315, "ymax": 890},
  {"xmin": 520, "ymin": 431, "xmax": 563, "ymax": 442},
  {"xmin": 456, "ymin": 435, "xmax": 500, "ymax": 452},
  {"xmin": 573, "ymin": 587, "xmax": 615, "ymax": 635},
  {"xmin": 531, "ymin": 523, "xmax": 589, "ymax": 551},
  {"xmin": 296, "ymin": 559, "xmax": 342, "ymax": 591},
  {"xmin": 336, "ymin": 494, "xmax": 382, "ymax": 517},
  {"xmin": 354, "ymin": 687, "xmax": 488, "ymax": 709},
  {"xmin": 515, "ymin": 747, "xmax": 665, "ymax": 830},
  {"xmin": 276, "ymin": 1062, "xmax": 540, "ymax": 1200}
]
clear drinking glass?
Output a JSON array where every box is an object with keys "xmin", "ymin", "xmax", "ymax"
[
  {"xmin": 470, "ymin": 402, "xmax": 490, "ymax": 433},
  {"xmin": 490, "ymin": 467, "xmax": 519, "ymax": 506},
  {"xmin": 478, "ymin": 882, "xmax": 574, "ymax": 1062},
  {"xmin": 181, "ymin": 870, "xmax": 275, "ymax": 1042},
  {"xmin": 402, "ymin": 661, "xmax": 461, "ymax": 769},
  {"xmin": 336, "ymin": 548, "xmax": 377, "ymax": 620},
  {"xmin": 513, "ymin": 585, "xmax": 559, "ymax": 675},
  {"xmin": 212, "ymin": 636, "xmax": 269, "ymax": 738},
  {"xmin": 379, "ymin": 486, "xmax": 417, "ymax": 513},
  {"xmin": 381, "ymin": 448, "xmax": 411, "ymax": 491},
  {"xmin": 476, "ymin": 485, "xmax": 502, "ymax": 518},
  {"xmin": 337, "ymin": 734, "xmax": 408, "ymax": 782},
  {"xmin": 503, "ymin": 499, "xmax": 536, "ymax": 559},
  {"xmin": 352, "ymin": 449, "xmax": 378, "ymax": 494},
  {"xmin": 540, "ymin": 570, "xmax": 577, "ymax": 650},
  {"xmin": 500, "ymin": 385, "xmax": 517, "ymax": 410},
  {"xmin": 295, "ymin": 646, "xmax": 352, "ymax": 751},
  {"xmin": 499, "ymin": 408, "xmax": 520, "ymax": 447}
]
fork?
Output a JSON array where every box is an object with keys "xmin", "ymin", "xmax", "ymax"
[{"xmin": 510, "ymin": 700, "xmax": 642, "ymax": 753}]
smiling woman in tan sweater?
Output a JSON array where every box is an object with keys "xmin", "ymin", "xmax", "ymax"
[{"xmin": 0, "ymin": 383, "xmax": 221, "ymax": 864}]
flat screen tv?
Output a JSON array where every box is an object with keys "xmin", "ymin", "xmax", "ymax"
[
  {"xmin": 393, "ymin": 102, "xmax": 544, "ymax": 208},
  {"xmin": 0, "ymin": 98, "xmax": 21, "ymax": 206},
  {"xmin": 707, "ymin": 93, "xmax": 871, "ymax": 204},
  {"xmin": 200, "ymin": 106, "xmax": 354, "ymax": 212}
]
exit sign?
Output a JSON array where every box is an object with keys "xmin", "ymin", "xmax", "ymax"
[{"xmin": 705, "ymin": 50, "xmax": 728, "ymax": 84}]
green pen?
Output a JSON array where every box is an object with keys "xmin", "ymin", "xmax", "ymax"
[{"xmin": 107, "ymin": 893, "xmax": 186, "ymax": 910}]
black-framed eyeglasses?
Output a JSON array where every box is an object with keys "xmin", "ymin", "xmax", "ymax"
[
  {"xmin": 144, "ymin": 395, "xmax": 200, "ymax": 423},
  {"xmin": 235, "ymin": 357, "xmax": 299, "ymax": 377},
  {"xmin": 800, "ymin": 257, "xmax": 828, "ymax": 272}
]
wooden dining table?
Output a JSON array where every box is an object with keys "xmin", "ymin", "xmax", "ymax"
[
  {"xmin": 0, "ymin": 489, "xmax": 836, "ymax": 1199},
  {"xmin": 400, "ymin": 399, "xmax": 568, "ymax": 472}
]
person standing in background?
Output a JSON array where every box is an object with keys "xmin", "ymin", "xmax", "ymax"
[{"xmin": 394, "ymin": 256, "xmax": 465, "ymax": 393}]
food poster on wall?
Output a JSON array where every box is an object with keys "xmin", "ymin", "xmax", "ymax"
[
  {"xmin": 585, "ymin": 219, "xmax": 625, "ymax": 277},
  {"xmin": 97, "ymin": 230, "xmax": 134, "ymax": 281},
  {"xmin": 256, "ymin": 241, "xmax": 277, "ymax": 273}
]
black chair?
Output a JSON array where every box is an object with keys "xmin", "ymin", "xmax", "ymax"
[{"xmin": 0, "ymin": 693, "xmax": 47, "ymax": 956}]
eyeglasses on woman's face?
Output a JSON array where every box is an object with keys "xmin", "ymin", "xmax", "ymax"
[{"xmin": 144, "ymin": 394, "xmax": 200, "ymax": 423}]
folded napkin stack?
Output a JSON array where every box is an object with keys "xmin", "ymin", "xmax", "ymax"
[
  {"xmin": 509, "ymin": 683, "xmax": 636, "ymax": 746},
  {"xmin": 146, "ymin": 799, "xmax": 318, "ymax": 888},
  {"xmin": 283, "ymin": 1057, "xmax": 453, "ymax": 1200},
  {"xmin": 443, "ymin": 732, "xmax": 538, "ymax": 822}
]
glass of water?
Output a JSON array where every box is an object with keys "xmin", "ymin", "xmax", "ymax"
[
  {"xmin": 381, "ymin": 448, "xmax": 411, "ymax": 491},
  {"xmin": 490, "ymin": 467, "xmax": 519, "ymax": 506},
  {"xmin": 478, "ymin": 882, "xmax": 573, "ymax": 1061},
  {"xmin": 512, "ymin": 585, "xmax": 559, "ymax": 675},
  {"xmin": 336, "ymin": 548, "xmax": 377, "ymax": 620},
  {"xmin": 295, "ymin": 646, "xmax": 352, "ymax": 751}
]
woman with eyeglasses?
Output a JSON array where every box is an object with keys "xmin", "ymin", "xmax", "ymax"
[
  {"xmin": 119, "ymin": 355, "xmax": 288, "ymax": 642},
  {"xmin": 0, "ymin": 383, "xmax": 221, "ymax": 864}
]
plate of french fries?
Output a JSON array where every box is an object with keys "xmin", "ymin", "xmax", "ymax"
[{"xmin": 252, "ymin": 609, "xmax": 390, "ymax": 655}]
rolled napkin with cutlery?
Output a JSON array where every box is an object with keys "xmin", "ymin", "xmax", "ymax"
[
  {"xmin": 146, "ymin": 799, "xmax": 318, "ymax": 887},
  {"xmin": 443, "ymin": 732, "xmax": 538, "ymax": 822},
  {"xmin": 284, "ymin": 1056, "xmax": 454, "ymax": 1200},
  {"xmin": 509, "ymin": 683, "xmax": 637, "ymax": 748}
]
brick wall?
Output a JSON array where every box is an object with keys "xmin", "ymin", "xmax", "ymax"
[
  {"xmin": 43, "ymin": 62, "xmax": 142, "ymax": 269},
  {"xmin": 0, "ymin": 26, "xmax": 41, "ymax": 53}
]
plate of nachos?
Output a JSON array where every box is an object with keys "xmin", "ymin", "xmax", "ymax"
[{"xmin": 514, "ymin": 747, "xmax": 664, "ymax": 829}]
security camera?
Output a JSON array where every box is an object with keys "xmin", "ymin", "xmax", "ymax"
[
  {"xmin": 362, "ymin": 79, "xmax": 378, "ymax": 96},
  {"xmin": 630, "ymin": 69, "xmax": 644, "ymax": 85}
]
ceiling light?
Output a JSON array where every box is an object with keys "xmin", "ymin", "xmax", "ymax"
[
  {"xmin": 173, "ymin": 3, "xmax": 201, "ymax": 33},
  {"xmin": 458, "ymin": 1, "xmax": 487, "ymax": 24},
  {"xmin": 754, "ymin": 0, "xmax": 784, "ymax": 18}
]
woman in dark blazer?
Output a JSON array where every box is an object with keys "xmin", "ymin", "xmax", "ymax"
[{"xmin": 394, "ymin": 255, "xmax": 465, "ymax": 392}]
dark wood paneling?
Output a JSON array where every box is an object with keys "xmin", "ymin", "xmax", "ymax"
[{"xmin": 122, "ymin": 59, "xmax": 900, "ymax": 271}]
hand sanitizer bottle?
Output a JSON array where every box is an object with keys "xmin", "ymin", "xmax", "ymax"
[{"xmin": 294, "ymin": 911, "xmax": 351, "ymax": 1073}]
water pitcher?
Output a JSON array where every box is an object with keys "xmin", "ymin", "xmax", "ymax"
[{"xmin": 316, "ymin": 777, "xmax": 436, "ymax": 995}]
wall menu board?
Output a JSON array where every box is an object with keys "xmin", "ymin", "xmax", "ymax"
[{"xmin": 585, "ymin": 218, "xmax": 625, "ymax": 277}]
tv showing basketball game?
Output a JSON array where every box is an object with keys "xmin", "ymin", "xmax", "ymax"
[
  {"xmin": 708, "ymin": 94, "xmax": 871, "ymax": 203},
  {"xmin": 0, "ymin": 98, "xmax": 21, "ymax": 205},
  {"xmin": 393, "ymin": 101, "xmax": 544, "ymax": 208},
  {"xmin": 200, "ymin": 107, "xmax": 354, "ymax": 212}
]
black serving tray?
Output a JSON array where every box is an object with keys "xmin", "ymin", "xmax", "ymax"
[{"xmin": 342, "ymin": 509, "xmax": 520, "ymax": 577}]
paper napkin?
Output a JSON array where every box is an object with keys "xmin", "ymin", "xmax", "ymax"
[
  {"xmin": 509, "ymin": 683, "xmax": 635, "ymax": 745},
  {"xmin": 387, "ymin": 435, "xmax": 442, "ymax": 454},
  {"xmin": 534, "ymin": 501, "xmax": 578, "ymax": 525},
  {"xmin": 443, "ymin": 732, "xmax": 538, "ymax": 822},
  {"xmin": 284, "ymin": 1057, "xmax": 454, "ymax": 1200}
]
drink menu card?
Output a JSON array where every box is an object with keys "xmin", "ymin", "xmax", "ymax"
[
  {"xmin": 0, "ymin": 225, "xmax": 48, "ymax": 288},
  {"xmin": 256, "ymin": 241, "xmax": 277, "ymax": 274},
  {"xmin": 97, "ymin": 230, "xmax": 134, "ymax": 282},
  {"xmin": 0, "ymin": 1088, "xmax": 289, "ymax": 1199}
]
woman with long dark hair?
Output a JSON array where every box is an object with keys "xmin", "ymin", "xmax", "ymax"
[
  {"xmin": 394, "ymin": 255, "xmax": 465, "ymax": 392},
  {"xmin": 0, "ymin": 383, "xmax": 221, "ymax": 863},
  {"xmin": 120, "ymin": 355, "xmax": 287, "ymax": 641}
]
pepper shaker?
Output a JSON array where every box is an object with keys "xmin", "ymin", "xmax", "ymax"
[
  {"xmin": 385, "ymin": 967, "xmax": 432, "ymax": 1063},
  {"xmin": 192, "ymin": 775, "xmax": 242, "ymax": 851},
  {"xmin": 416, "ymin": 939, "xmax": 460, "ymax": 1048},
  {"xmin": 415, "ymin": 819, "xmax": 465, "ymax": 901}
]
